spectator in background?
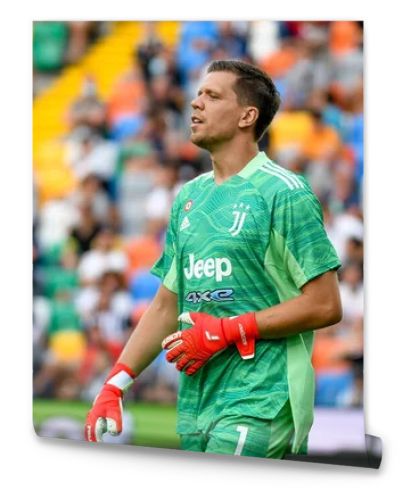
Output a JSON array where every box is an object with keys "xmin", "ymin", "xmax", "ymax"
[
  {"xmin": 338, "ymin": 262, "xmax": 363, "ymax": 338},
  {"xmin": 323, "ymin": 205, "xmax": 363, "ymax": 262},
  {"xmin": 329, "ymin": 21, "xmax": 363, "ymax": 106},
  {"xmin": 258, "ymin": 36, "xmax": 298, "ymax": 102},
  {"xmin": 300, "ymin": 21, "xmax": 330, "ymax": 52},
  {"xmin": 70, "ymin": 174, "xmax": 113, "ymax": 222},
  {"xmin": 115, "ymin": 141, "xmax": 162, "ymax": 236},
  {"xmin": 78, "ymin": 225, "xmax": 127, "ymax": 287},
  {"xmin": 145, "ymin": 161, "xmax": 182, "ymax": 232},
  {"xmin": 65, "ymin": 22, "xmax": 95, "ymax": 63},
  {"xmin": 67, "ymin": 200, "xmax": 103, "ymax": 256},
  {"xmin": 33, "ymin": 285, "xmax": 85, "ymax": 398},
  {"xmin": 33, "ymin": 294, "xmax": 51, "ymax": 372},
  {"xmin": 248, "ymin": 21, "xmax": 280, "ymax": 63},
  {"xmin": 84, "ymin": 289, "xmax": 130, "ymax": 358},
  {"xmin": 136, "ymin": 22, "xmax": 164, "ymax": 86},
  {"xmin": 177, "ymin": 21, "xmax": 219, "ymax": 87},
  {"xmin": 312, "ymin": 323, "xmax": 361, "ymax": 407},
  {"xmin": 301, "ymin": 109, "xmax": 343, "ymax": 201},
  {"xmin": 46, "ymin": 286, "xmax": 81, "ymax": 336},
  {"xmin": 66, "ymin": 127, "xmax": 118, "ymax": 186},
  {"xmin": 41, "ymin": 247, "xmax": 80, "ymax": 299},
  {"xmin": 259, "ymin": 36, "xmax": 298, "ymax": 81},
  {"xmin": 67, "ymin": 77, "xmax": 107, "ymax": 135},
  {"xmin": 345, "ymin": 236, "xmax": 363, "ymax": 268},
  {"xmin": 216, "ymin": 22, "xmax": 249, "ymax": 60},
  {"xmin": 124, "ymin": 218, "xmax": 163, "ymax": 280},
  {"xmin": 285, "ymin": 37, "xmax": 331, "ymax": 109},
  {"xmin": 75, "ymin": 270, "xmax": 133, "ymax": 393},
  {"xmin": 36, "ymin": 195, "xmax": 79, "ymax": 250},
  {"xmin": 142, "ymin": 107, "xmax": 169, "ymax": 158},
  {"xmin": 106, "ymin": 67, "xmax": 147, "ymax": 141},
  {"xmin": 76, "ymin": 269, "xmax": 132, "ymax": 325},
  {"xmin": 313, "ymin": 262, "xmax": 363, "ymax": 407},
  {"xmin": 302, "ymin": 109, "xmax": 341, "ymax": 163}
]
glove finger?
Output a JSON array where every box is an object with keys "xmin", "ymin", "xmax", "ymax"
[
  {"xmin": 162, "ymin": 331, "xmax": 182, "ymax": 350},
  {"xmin": 175, "ymin": 354, "xmax": 192, "ymax": 372},
  {"xmin": 106, "ymin": 399, "xmax": 123, "ymax": 435},
  {"xmin": 185, "ymin": 359, "xmax": 205, "ymax": 376},
  {"xmin": 94, "ymin": 417, "xmax": 107, "ymax": 442},
  {"xmin": 166, "ymin": 342, "xmax": 185, "ymax": 363},
  {"xmin": 106, "ymin": 417, "xmax": 121, "ymax": 436},
  {"xmin": 85, "ymin": 410, "xmax": 102, "ymax": 442}
]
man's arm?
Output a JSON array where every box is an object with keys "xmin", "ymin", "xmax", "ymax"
[
  {"xmin": 84, "ymin": 284, "xmax": 178, "ymax": 442},
  {"xmin": 118, "ymin": 284, "xmax": 178, "ymax": 375},
  {"xmin": 256, "ymin": 270, "xmax": 342, "ymax": 339}
]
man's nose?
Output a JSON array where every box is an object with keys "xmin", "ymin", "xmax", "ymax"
[{"xmin": 191, "ymin": 95, "xmax": 204, "ymax": 109}]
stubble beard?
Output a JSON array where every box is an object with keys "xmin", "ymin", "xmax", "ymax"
[
  {"xmin": 190, "ymin": 130, "xmax": 231, "ymax": 153},
  {"xmin": 190, "ymin": 133, "xmax": 212, "ymax": 151}
]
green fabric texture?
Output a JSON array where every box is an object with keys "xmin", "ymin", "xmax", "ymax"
[{"xmin": 180, "ymin": 400, "xmax": 294, "ymax": 458}]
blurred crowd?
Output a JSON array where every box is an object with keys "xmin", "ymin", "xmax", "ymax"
[
  {"xmin": 33, "ymin": 21, "xmax": 364, "ymax": 409},
  {"xmin": 33, "ymin": 22, "xmax": 113, "ymax": 96}
]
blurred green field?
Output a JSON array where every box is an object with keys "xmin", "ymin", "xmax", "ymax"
[{"xmin": 33, "ymin": 399, "xmax": 180, "ymax": 449}]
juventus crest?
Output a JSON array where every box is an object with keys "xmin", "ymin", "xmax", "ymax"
[{"xmin": 229, "ymin": 203, "xmax": 250, "ymax": 236}]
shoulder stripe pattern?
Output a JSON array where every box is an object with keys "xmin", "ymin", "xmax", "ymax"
[
  {"xmin": 259, "ymin": 162, "xmax": 304, "ymax": 190},
  {"xmin": 266, "ymin": 160, "xmax": 305, "ymax": 189},
  {"xmin": 259, "ymin": 165, "xmax": 296, "ymax": 189}
]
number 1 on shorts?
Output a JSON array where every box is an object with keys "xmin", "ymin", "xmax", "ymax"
[{"xmin": 234, "ymin": 425, "xmax": 249, "ymax": 455}]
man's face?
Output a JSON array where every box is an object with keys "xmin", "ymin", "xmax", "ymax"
[{"xmin": 190, "ymin": 71, "xmax": 244, "ymax": 150}]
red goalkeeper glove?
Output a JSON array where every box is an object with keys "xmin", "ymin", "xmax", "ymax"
[
  {"xmin": 162, "ymin": 311, "xmax": 260, "ymax": 376},
  {"xmin": 84, "ymin": 363, "xmax": 136, "ymax": 443}
]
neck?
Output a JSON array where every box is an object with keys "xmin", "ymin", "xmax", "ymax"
[{"xmin": 210, "ymin": 140, "xmax": 259, "ymax": 185}]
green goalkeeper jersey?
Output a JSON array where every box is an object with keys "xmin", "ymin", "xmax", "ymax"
[{"xmin": 151, "ymin": 151, "xmax": 340, "ymax": 452}]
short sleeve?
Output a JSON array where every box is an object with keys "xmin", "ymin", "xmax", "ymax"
[
  {"xmin": 150, "ymin": 200, "xmax": 179, "ymax": 294},
  {"xmin": 271, "ymin": 185, "xmax": 341, "ymax": 289}
]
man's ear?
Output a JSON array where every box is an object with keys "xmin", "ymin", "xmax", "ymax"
[{"xmin": 238, "ymin": 106, "xmax": 259, "ymax": 130}]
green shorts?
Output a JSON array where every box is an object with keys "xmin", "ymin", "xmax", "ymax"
[{"xmin": 180, "ymin": 400, "xmax": 302, "ymax": 459}]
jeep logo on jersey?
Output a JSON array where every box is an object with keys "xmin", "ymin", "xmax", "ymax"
[
  {"xmin": 229, "ymin": 203, "xmax": 250, "ymax": 236},
  {"xmin": 184, "ymin": 254, "xmax": 232, "ymax": 282}
]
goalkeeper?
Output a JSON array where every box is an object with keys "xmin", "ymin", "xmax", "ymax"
[{"xmin": 85, "ymin": 60, "xmax": 342, "ymax": 458}]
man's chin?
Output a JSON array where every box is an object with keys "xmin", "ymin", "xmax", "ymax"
[{"xmin": 190, "ymin": 133, "xmax": 209, "ymax": 150}]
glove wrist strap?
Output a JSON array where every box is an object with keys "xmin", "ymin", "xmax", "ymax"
[
  {"xmin": 106, "ymin": 362, "xmax": 136, "ymax": 394},
  {"xmin": 222, "ymin": 312, "xmax": 260, "ymax": 359}
]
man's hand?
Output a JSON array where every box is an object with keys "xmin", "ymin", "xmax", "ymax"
[
  {"xmin": 162, "ymin": 311, "xmax": 260, "ymax": 376},
  {"xmin": 84, "ymin": 363, "xmax": 135, "ymax": 443}
]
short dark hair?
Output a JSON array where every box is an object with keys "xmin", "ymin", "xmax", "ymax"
[{"xmin": 207, "ymin": 59, "xmax": 281, "ymax": 142}]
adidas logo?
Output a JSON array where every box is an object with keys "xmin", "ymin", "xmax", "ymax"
[{"xmin": 180, "ymin": 216, "xmax": 190, "ymax": 231}]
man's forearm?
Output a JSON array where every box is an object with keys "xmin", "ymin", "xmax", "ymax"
[
  {"xmin": 255, "ymin": 271, "xmax": 342, "ymax": 339},
  {"xmin": 118, "ymin": 286, "xmax": 178, "ymax": 376},
  {"xmin": 256, "ymin": 293, "xmax": 340, "ymax": 339}
]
